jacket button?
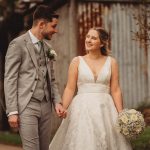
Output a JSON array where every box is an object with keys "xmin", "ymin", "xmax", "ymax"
[
  {"xmin": 31, "ymin": 90, "xmax": 33, "ymax": 92},
  {"xmin": 35, "ymin": 78, "xmax": 38, "ymax": 81}
]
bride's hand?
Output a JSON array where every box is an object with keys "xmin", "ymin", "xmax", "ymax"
[
  {"xmin": 61, "ymin": 109, "xmax": 67, "ymax": 118},
  {"xmin": 55, "ymin": 103, "xmax": 67, "ymax": 118}
]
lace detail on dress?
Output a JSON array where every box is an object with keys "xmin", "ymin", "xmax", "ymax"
[{"xmin": 49, "ymin": 56, "xmax": 132, "ymax": 150}]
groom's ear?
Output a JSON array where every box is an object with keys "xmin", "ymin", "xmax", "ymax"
[{"xmin": 38, "ymin": 20, "xmax": 46, "ymax": 29}]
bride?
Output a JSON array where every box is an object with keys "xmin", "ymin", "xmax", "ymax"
[{"xmin": 49, "ymin": 27, "xmax": 132, "ymax": 150}]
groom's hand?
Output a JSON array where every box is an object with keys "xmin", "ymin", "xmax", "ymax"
[
  {"xmin": 8, "ymin": 114, "xmax": 19, "ymax": 128},
  {"xmin": 55, "ymin": 103, "xmax": 67, "ymax": 118}
]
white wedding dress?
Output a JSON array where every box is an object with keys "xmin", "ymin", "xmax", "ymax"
[{"xmin": 49, "ymin": 56, "xmax": 132, "ymax": 150}]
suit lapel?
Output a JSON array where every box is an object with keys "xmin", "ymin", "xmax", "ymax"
[{"xmin": 24, "ymin": 32, "xmax": 39, "ymax": 70}]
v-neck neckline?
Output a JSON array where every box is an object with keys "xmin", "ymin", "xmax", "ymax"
[{"xmin": 81, "ymin": 56, "xmax": 109, "ymax": 82}]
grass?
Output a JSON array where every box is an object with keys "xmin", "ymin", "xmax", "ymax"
[
  {"xmin": 131, "ymin": 127, "xmax": 150, "ymax": 150},
  {"xmin": 0, "ymin": 131, "xmax": 22, "ymax": 146}
]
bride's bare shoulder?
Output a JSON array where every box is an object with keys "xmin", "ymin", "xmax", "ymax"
[
  {"xmin": 109, "ymin": 56, "xmax": 119, "ymax": 71},
  {"xmin": 69, "ymin": 56, "xmax": 80, "ymax": 67},
  {"xmin": 70, "ymin": 55, "xmax": 86, "ymax": 65},
  {"xmin": 71, "ymin": 56, "xmax": 79, "ymax": 63},
  {"xmin": 109, "ymin": 56, "xmax": 118, "ymax": 66}
]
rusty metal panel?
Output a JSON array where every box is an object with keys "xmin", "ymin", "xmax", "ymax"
[{"xmin": 77, "ymin": 2, "xmax": 150, "ymax": 108}]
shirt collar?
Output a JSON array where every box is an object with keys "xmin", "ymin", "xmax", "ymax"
[{"xmin": 28, "ymin": 30, "xmax": 39, "ymax": 44}]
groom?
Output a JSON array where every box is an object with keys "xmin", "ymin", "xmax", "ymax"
[{"xmin": 4, "ymin": 5, "xmax": 65, "ymax": 150}]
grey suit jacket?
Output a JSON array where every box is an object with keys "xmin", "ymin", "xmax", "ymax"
[{"xmin": 4, "ymin": 32, "xmax": 61, "ymax": 114}]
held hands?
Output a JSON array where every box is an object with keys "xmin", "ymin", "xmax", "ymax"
[
  {"xmin": 8, "ymin": 114, "xmax": 19, "ymax": 128},
  {"xmin": 55, "ymin": 103, "xmax": 67, "ymax": 118}
]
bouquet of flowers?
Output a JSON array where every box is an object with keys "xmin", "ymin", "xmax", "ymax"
[{"xmin": 116, "ymin": 109, "xmax": 145, "ymax": 139}]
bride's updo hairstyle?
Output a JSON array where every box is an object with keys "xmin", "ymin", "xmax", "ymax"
[{"xmin": 92, "ymin": 27, "xmax": 109, "ymax": 56}]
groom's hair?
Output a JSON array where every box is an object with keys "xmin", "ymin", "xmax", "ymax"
[{"xmin": 33, "ymin": 5, "xmax": 59, "ymax": 25}]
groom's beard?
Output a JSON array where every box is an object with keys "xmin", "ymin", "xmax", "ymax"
[{"xmin": 42, "ymin": 32, "xmax": 53, "ymax": 40}]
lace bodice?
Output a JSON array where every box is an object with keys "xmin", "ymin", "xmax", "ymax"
[{"xmin": 77, "ymin": 56, "xmax": 111, "ymax": 94}]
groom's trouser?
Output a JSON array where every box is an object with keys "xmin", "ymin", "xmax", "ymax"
[{"xmin": 19, "ymin": 97, "xmax": 52, "ymax": 150}]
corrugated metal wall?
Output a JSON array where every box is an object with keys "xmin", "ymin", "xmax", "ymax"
[
  {"xmin": 46, "ymin": 1, "xmax": 78, "ymax": 139},
  {"xmin": 77, "ymin": 2, "xmax": 150, "ymax": 108},
  {"xmin": 50, "ymin": 1, "xmax": 78, "ymax": 94}
]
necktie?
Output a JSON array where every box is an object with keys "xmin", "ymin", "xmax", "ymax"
[{"xmin": 37, "ymin": 41, "xmax": 43, "ymax": 53}]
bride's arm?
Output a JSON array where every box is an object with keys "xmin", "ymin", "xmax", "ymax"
[
  {"xmin": 110, "ymin": 57, "xmax": 123, "ymax": 113},
  {"xmin": 62, "ymin": 57, "xmax": 79, "ymax": 109}
]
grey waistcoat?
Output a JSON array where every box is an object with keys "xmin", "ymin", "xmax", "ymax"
[{"xmin": 32, "ymin": 46, "xmax": 50, "ymax": 101}]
